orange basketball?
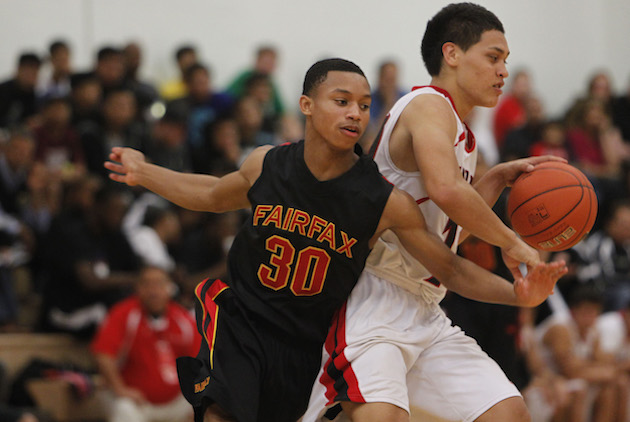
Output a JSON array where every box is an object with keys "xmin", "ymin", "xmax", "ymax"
[{"xmin": 507, "ymin": 162, "xmax": 598, "ymax": 252}]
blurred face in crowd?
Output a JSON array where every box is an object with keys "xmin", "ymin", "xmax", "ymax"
[
  {"xmin": 16, "ymin": 63, "xmax": 40, "ymax": 90},
  {"xmin": 607, "ymin": 204, "xmax": 630, "ymax": 245},
  {"xmin": 73, "ymin": 79, "xmax": 102, "ymax": 110},
  {"xmin": 4, "ymin": 134, "xmax": 35, "ymax": 171},
  {"xmin": 177, "ymin": 50, "xmax": 197, "ymax": 73},
  {"xmin": 103, "ymin": 90, "xmax": 137, "ymax": 128},
  {"xmin": 137, "ymin": 267, "xmax": 173, "ymax": 317},
  {"xmin": 187, "ymin": 68, "xmax": 211, "ymax": 101},
  {"xmin": 589, "ymin": 73, "xmax": 612, "ymax": 101},
  {"xmin": 42, "ymin": 99, "xmax": 72, "ymax": 128},
  {"xmin": 255, "ymin": 50, "xmax": 277, "ymax": 75},
  {"xmin": 97, "ymin": 53, "xmax": 125, "ymax": 86},
  {"xmin": 378, "ymin": 62, "xmax": 399, "ymax": 92},
  {"xmin": 51, "ymin": 45, "xmax": 71, "ymax": 76},
  {"xmin": 541, "ymin": 123, "xmax": 565, "ymax": 147},
  {"xmin": 571, "ymin": 301, "xmax": 602, "ymax": 335}
]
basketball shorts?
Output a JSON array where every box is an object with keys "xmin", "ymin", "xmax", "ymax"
[
  {"xmin": 177, "ymin": 279, "xmax": 322, "ymax": 422},
  {"xmin": 301, "ymin": 271, "xmax": 521, "ymax": 422}
]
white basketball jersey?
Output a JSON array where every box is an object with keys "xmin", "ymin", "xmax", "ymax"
[{"xmin": 365, "ymin": 86, "xmax": 477, "ymax": 304}]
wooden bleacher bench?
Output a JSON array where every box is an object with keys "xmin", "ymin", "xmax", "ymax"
[{"xmin": 0, "ymin": 333, "xmax": 109, "ymax": 422}]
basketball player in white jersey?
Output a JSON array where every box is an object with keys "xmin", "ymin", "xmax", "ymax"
[{"xmin": 302, "ymin": 3, "xmax": 567, "ymax": 422}]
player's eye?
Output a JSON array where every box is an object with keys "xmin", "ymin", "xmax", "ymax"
[
  {"xmin": 335, "ymin": 99, "xmax": 348, "ymax": 105},
  {"xmin": 360, "ymin": 104, "xmax": 370, "ymax": 111}
]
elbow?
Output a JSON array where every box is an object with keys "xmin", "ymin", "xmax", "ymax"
[{"xmin": 426, "ymin": 182, "xmax": 461, "ymax": 209}]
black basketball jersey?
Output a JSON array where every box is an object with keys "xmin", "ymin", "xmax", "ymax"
[{"xmin": 225, "ymin": 140, "xmax": 393, "ymax": 346}]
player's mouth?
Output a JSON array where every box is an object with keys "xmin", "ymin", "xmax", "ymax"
[
  {"xmin": 341, "ymin": 125, "xmax": 361, "ymax": 137},
  {"xmin": 493, "ymin": 82, "xmax": 504, "ymax": 95}
]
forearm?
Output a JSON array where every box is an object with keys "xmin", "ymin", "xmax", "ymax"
[
  {"xmin": 95, "ymin": 354, "xmax": 127, "ymax": 395},
  {"xmin": 435, "ymin": 181, "xmax": 517, "ymax": 249},
  {"xmin": 446, "ymin": 256, "xmax": 519, "ymax": 305},
  {"xmin": 134, "ymin": 162, "xmax": 220, "ymax": 211},
  {"xmin": 472, "ymin": 165, "xmax": 508, "ymax": 207}
]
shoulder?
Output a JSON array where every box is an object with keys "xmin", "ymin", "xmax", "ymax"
[{"xmin": 400, "ymin": 91, "xmax": 456, "ymax": 128}]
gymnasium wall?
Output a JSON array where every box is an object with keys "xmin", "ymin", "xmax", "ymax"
[{"xmin": 1, "ymin": 0, "xmax": 628, "ymax": 121}]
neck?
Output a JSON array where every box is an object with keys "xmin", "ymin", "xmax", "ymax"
[
  {"xmin": 303, "ymin": 129, "xmax": 358, "ymax": 181},
  {"xmin": 430, "ymin": 76, "xmax": 473, "ymax": 118}
]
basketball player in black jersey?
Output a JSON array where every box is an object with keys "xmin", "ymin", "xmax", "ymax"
[{"xmin": 105, "ymin": 58, "xmax": 566, "ymax": 422}]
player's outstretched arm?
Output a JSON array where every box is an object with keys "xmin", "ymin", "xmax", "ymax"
[
  {"xmin": 375, "ymin": 188, "xmax": 567, "ymax": 307},
  {"xmin": 104, "ymin": 146, "xmax": 271, "ymax": 213}
]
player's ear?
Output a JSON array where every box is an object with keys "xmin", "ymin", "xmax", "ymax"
[
  {"xmin": 299, "ymin": 95, "xmax": 313, "ymax": 116},
  {"xmin": 442, "ymin": 42, "xmax": 459, "ymax": 67}
]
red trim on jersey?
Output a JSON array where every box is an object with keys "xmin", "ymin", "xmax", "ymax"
[
  {"xmin": 412, "ymin": 85, "xmax": 464, "ymax": 121},
  {"xmin": 321, "ymin": 302, "xmax": 365, "ymax": 405},
  {"xmin": 454, "ymin": 131, "xmax": 466, "ymax": 147},
  {"xmin": 416, "ymin": 197, "xmax": 429, "ymax": 205},
  {"xmin": 195, "ymin": 279, "xmax": 229, "ymax": 370},
  {"xmin": 463, "ymin": 122, "xmax": 477, "ymax": 153}
]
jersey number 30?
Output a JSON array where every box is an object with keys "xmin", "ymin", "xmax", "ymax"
[{"xmin": 257, "ymin": 235, "xmax": 331, "ymax": 296}]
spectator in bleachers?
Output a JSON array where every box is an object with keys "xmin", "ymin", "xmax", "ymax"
[
  {"xmin": 125, "ymin": 203, "xmax": 181, "ymax": 274},
  {"xmin": 39, "ymin": 184, "xmax": 141, "ymax": 339},
  {"xmin": 566, "ymin": 71, "xmax": 615, "ymax": 129},
  {"xmin": 565, "ymin": 98, "xmax": 629, "ymax": 224},
  {"xmin": 612, "ymin": 75, "xmax": 630, "ymax": 142},
  {"xmin": 143, "ymin": 106, "xmax": 191, "ymax": 173},
  {"xmin": 226, "ymin": 45, "xmax": 284, "ymax": 124},
  {"xmin": 0, "ymin": 205, "xmax": 31, "ymax": 332},
  {"xmin": 0, "ymin": 53, "xmax": 42, "ymax": 131},
  {"xmin": 233, "ymin": 95, "xmax": 274, "ymax": 151},
  {"xmin": 0, "ymin": 130, "xmax": 36, "ymax": 215},
  {"xmin": 242, "ymin": 72, "xmax": 280, "ymax": 137},
  {"xmin": 173, "ymin": 211, "xmax": 238, "ymax": 311},
  {"xmin": 81, "ymin": 88, "xmax": 150, "ymax": 180},
  {"xmin": 566, "ymin": 98, "xmax": 629, "ymax": 179},
  {"xmin": 69, "ymin": 72, "xmax": 102, "ymax": 135},
  {"xmin": 159, "ymin": 44, "xmax": 198, "ymax": 101},
  {"xmin": 122, "ymin": 41, "xmax": 160, "ymax": 122},
  {"xmin": 529, "ymin": 119, "xmax": 570, "ymax": 161},
  {"xmin": 167, "ymin": 63, "xmax": 234, "ymax": 163},
  {"xmin": 492, "ymin": 68, "xmax": 533, "ymax": 148},
  {"xmin": 363, "ymin": 59, "xmax": 406, "ymax": 150},
  {"xmin": 500, "ymin": 96, "xmax": 547, "ymax": 161},
  {"xmin": 567, "ymin": 200, "xmax": 630, "ymax": 312},
  {"xmin": 536, "ymin": 286, "xmax": 628, "ymax": 422},
  {"xmin": 83, "ymin": 46, "xmax": 127, "ymax": 100},
  {"xmin": 36, "ymin": 39, "xmax": 73, "ymax": 101},
  {"xmin": 91, "ymin": 266, "xmax": 198, "ymax": 422},
  {"xmin": 32, "ymin": 97, "xmax": 86, "ymax": 181},
  {"xmin": 197, "ymin": 115, "xmax": 242, "ymax": 176}
]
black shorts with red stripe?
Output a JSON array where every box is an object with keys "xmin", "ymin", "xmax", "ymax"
[{"xmin": 177, "ymin": 278, "xmax": 323, "ymax": 422}]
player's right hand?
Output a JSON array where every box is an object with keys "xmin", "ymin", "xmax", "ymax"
[
  {"xmin": 501, "ymin": 238, "xmax": 541, "ymax": 280},
  {"xmin": 104, "ymin": 147, "xmax": 145, "ymax": 186}
]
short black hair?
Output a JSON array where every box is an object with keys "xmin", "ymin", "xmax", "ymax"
[
  {"xmin": 18, "ymin": 52, "xmax": 42, "ymax": 68},
  {"xmin": 183, "ymin": 62, "xmax": 210, "ymax": 83},
  {"xmin": 176, "ymin": 45, "xmax": 196, "ymax": 61},
  {"xmin": 567, "ymin": 285, "xmax": 603, "ymax": 308},
  {"xmin": 421, "ymin": 2, "xmax": 504, "ymax": 76},
  {"xmin": 302, "ymin": 58, "xmax": 366, "ymax": 96},
  {"xmin": 97, "ymin": 46, "xmax": 122, "ymax": 62},
  {"xmin": 49, "ymin": 39, "xmax": 69, "ymax": 55}
]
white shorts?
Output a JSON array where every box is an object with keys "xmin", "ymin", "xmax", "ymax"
[{"xmin": 301, "ymin": 271, "xmax": 521, "ymax": 422}]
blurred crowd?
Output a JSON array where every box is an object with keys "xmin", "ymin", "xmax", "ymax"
[{"xmin": 0, "ymin": 38, "xmax": 630, "ymax": 421}]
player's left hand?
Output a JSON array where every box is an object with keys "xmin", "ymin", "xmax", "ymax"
[
  {"xmin": 499, "ymin": 155, "xmax": 567, "ymax": 187},
  {"xmin": 513, "ymin": 261, "xmax": 568, "ymax": 307}
]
